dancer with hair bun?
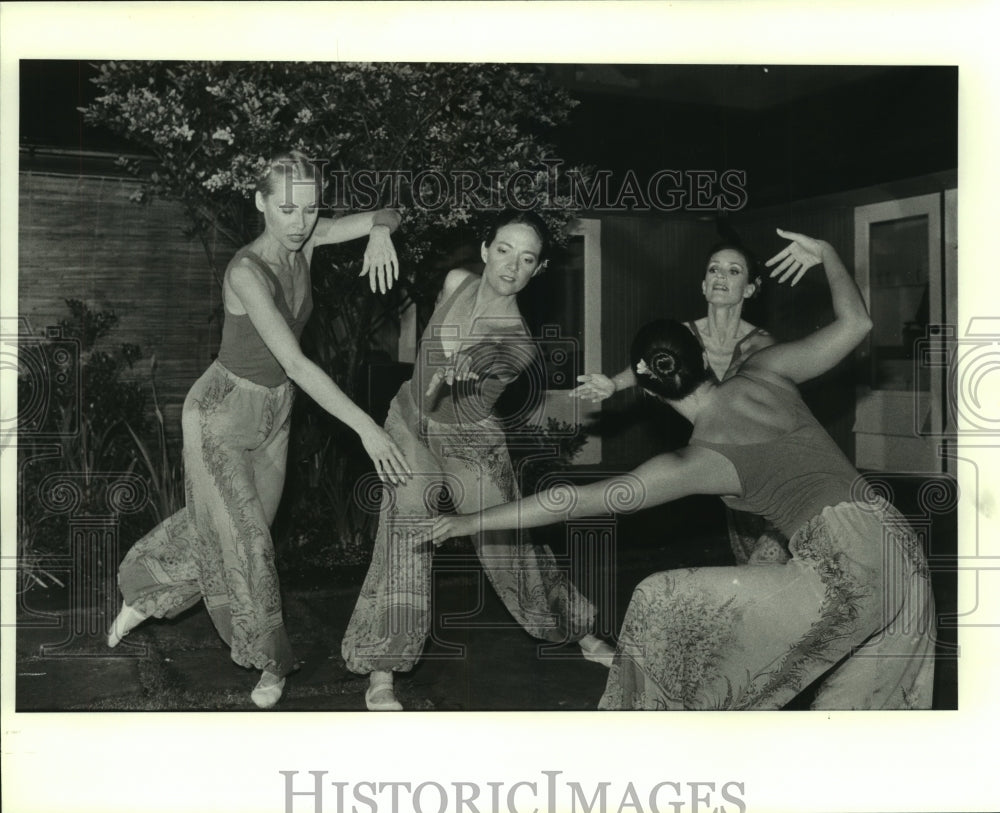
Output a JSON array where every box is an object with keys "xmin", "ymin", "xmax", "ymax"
[
  {"xmin": 109, "ymin": 152, "xmax": 410, "ymax": 709},
  {"xmin": 418, "ymin": 229, "xmax": 936, "ymax": 710},
  {"xmin": 572, "ymin": 241, "xmax": 788, "ymax": 565}
]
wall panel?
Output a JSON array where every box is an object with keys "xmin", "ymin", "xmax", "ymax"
[{"xmin": 18, "ymin": 171, "xmax": 231, "ymax": 442}]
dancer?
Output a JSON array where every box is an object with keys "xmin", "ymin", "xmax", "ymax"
[
  {"xmin": 342, "ymin": 209, "xmax": 614, "ymax": 711},
  {"xmin": 108, "ymin": 152, "xmax": 411, "ymax": 709},
  {"xmin": 571, "ymin": 242, "xmax": 788, "ymax": 565},
  {"xmin": 417, "ymin": 229, "xmax": 936, "ymax": 710}
]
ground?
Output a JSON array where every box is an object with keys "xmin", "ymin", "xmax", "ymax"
[{"xmin": 14, "ymin": 487, "xmax": 957, "ymax": 712}]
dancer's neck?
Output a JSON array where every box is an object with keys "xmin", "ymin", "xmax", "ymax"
[
  {"xmin": 253, "ymin": 234, "xmax": 301, "ymax": 270},
  {"xmin": 703, "ymin": 304, "xmax": 746, "ymax": 343},
  {"xmin": 471, "ymin": 280, "xmax": 519, "ymax": 322}
]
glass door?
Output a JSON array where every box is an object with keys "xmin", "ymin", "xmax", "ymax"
[{"xmin": 853, "ymin": 193, "xmax": 946, "ymax": 472}]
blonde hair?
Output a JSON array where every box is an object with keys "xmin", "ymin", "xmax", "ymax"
[{"xmin": 255, "ymin": 151, "xmax": 321, "ymax": 199}]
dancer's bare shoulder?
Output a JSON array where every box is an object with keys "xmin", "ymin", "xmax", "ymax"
[
  {"xmin": 436, "ymin": 268, "xmax": 476, "ymax": 306},
  {"xmin": 742, "ymin": 324, "xmax": 776, "ymax": 352},
  {"xmin": 224, "ymin": 256, "xmax": 274, "ymax": 316}
]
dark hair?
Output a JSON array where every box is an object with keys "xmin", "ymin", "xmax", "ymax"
[
  {"xmin": 630, "ymin": 319, "xmax": 710, "ymax": 401},
  {"xmin": 483, "ymin": 209, "xmax": 551, "ymax": 264},
  {"xmin": 255, "ymin": 151, "xmax": 321, "ymax": 199},
  {"xmin": 704, "ymin": 241, "xmax": 763, "ymax": 300}
]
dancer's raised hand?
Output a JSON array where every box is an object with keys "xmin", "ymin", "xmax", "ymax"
[
  {"xmin": 765, "ymin": 228, "xmax": 827, "ymax": 287},
  {"xmin": 360, "ymin": 227, "xmax": 400, "ymax": 295}
]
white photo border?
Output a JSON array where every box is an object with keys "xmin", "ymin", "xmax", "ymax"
[{"xmin": 2, "ymin": 3, "xmax": 995, "ymax": 813}]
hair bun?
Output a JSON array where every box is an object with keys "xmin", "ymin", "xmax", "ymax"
[{"xmin": 649, "ymin": 350, "xmax": 677, "ymax": 379}]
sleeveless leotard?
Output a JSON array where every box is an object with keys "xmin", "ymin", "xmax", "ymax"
[
  {"xmin": 216, "ymin": 249, "xmax": 314, "ymax": 387},
  {"xmin": 410, "ymin": 274, "xmax": 536, "ymax": 425},
  {"xmin": 689, "ymin": 369, "xmax": 859, "ymax": 538}
]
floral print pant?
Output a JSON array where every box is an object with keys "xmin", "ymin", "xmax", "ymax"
[
  {"xmin": 601, "ymin": 498, "xmax": 936, "ymax": 710},
  {"xmin": 117, "ymin": 361, "xmax": 296, "ymax": 677},
  {"xmin": 342, "ymin": 384, "xmax": 596, "ymax": 674}
]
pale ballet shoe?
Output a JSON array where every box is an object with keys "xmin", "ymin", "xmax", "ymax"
[
  {"xmin": 365, "ymin": 684, "xmax": 402, "ymax": 711},
  {"xmin": 579, "ymin": 633, "xmax": 616, "ymax": 667},
  {"xmin": 107, "ymin": 603, "xmax": 148, "ymax": 648},
  {"xmin": 251, "ymin": 671, "xmax": 285, "ymax": 709},
  {"xmin": 365, "ymin": 672, "xmax": 402, "ymax": 711}
]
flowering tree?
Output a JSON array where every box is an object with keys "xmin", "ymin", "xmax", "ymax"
[
  {"xmin": 82, "ymin": 61, "xmax": 585, "ymax": 273},
  {"xmin": 82, "ymin": 61, "xmax": 590, "ymax": 564}
]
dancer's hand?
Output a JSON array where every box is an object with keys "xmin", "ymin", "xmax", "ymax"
[
  {"xmin": 413, "ymin": 514, "xmax": 478, "ymax": 547},
  {"xmin": 360, "ymin": 227, "xmax": 400, "ymax": 295},
  {"xmin": 570, "ymin": 373, "xmax": 616, "ymax": 403},
  {"xmin": 424, "ymin": 351, "xmax": 480, "ymax": 398},
  {"xmin": 359, "ymin": 425, "xmax": 411, "ymax": 485},
  {"xmin": 765, "ymin": 228, "xmax": 828, "ymax": 287}
]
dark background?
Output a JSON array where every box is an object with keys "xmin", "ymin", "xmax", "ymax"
[{"xmin": 20, "ymin": 62, "xmax": 957, "ymax": 211}]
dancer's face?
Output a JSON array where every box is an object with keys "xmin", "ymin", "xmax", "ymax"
[
  {"xmin": 480, "ymin": 223, "xmax": 545, "ymax": 296},
  {"xmin": 256, "ymin": 178, "xmax": 320, "ymax": 253},
  {"xmin": 702, "ymin": 249, "xmax": 755, "ymax": 306}
]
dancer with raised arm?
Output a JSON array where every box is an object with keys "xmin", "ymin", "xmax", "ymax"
[
  {"xmin": 108, "ymin": 152, "xmax": 411, "ymax": 709},
  {"xmin": 418, "ymin": 229, "xmax": 936, "ymax": 710},
  {"xmin": 572, "ymin": 241, "xmax": 788, "ymax": 565},
  {"xmin": 342, "ymin": 209, "xmax": 614, "ymax": 711}
]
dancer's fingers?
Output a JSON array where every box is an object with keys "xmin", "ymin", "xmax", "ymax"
[
  {"xmin": 776, "ymin": 262, "xmax": 801, "ymax": 284},
  {"xmin": 389, "ymin": 445, "xmax": 412, "ymax": 478},
  {"xmin": 425, "ymin": 368, "xmax": 445, "ymax": 397},
  {"xmin": 377, "ymin": 459, "xmax": 393, "ymax": 484},
  {"xmin": 430, "ymin": 517, "xmax": 453, "ymax": 546},
  {"xmin": 411, "ymin": 533, "xmax": 434, "ymax": 552},
  {"xmin": 769, "ymin": 254, "xmax": 795, "ymax": 276},
  {"xmin": 775, "ymin": 227, "xmax": 806, "ymax": 242},
  {"xmin": 455, "ymin": 359, "xmax": 479, "ymax": 381},
  {"xmin": 764, "ymin": 247, "xmax": 789, "ymax": 267}
]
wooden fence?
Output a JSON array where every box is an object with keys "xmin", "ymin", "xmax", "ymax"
[{"xmin": 18, "ymin": 170, "xmax": 233, "ymax": 443}]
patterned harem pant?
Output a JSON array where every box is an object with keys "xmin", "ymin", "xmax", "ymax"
[
  {"xmin": 117, "ymin": 361, "xmax": 296, "ymax": 677},
  {"xmin": 342, "ymin": 383, "xmax": 596, "ymax": 674},
  {"xmin": 600, "ymin": 498, "xmax": 936, "ymax": 710}
]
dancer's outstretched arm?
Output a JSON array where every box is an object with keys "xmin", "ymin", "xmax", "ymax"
[
  {"xmin": 415, "ymin": 445, "xmax": 738, "ymax": 546},
  {"xmin": 750, "ymin": 229, "xmax": 872, "ymax": 383}
]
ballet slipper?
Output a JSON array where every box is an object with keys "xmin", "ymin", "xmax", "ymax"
[
  {"xmin": 365, "ymin": 672, "xmax": 402, "ymax": 711},
  {"xmin": 579, "ymin": 633, "xmax": 616, "ymax": 667},
  {"xmin": 251, "ymin": 671, "xmax": 285, "ymax": 709},
  {"xmin": 106, "ymin": 603, "xmax": 148, "ymax": 648}
]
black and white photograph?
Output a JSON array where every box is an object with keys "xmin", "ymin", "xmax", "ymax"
[{"xmin": 2, "ymin": 4, "xmax": 997, "ymax": 813}]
